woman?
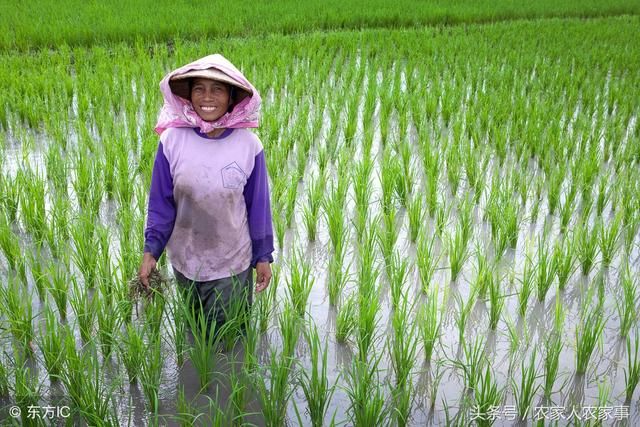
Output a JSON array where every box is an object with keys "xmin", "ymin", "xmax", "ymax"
[{"xmin": 139, "ymin": 54, "xmax": 274, "ymax": 332}]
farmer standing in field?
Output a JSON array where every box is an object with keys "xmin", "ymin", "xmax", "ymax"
[{"xmin": 138, "ymin": 53, "xmax": 274, "ymax": 332}]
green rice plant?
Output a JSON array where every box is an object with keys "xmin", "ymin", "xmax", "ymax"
[
  {"xmin": 294, "ymin": 322, "xmax": 338, "ymax": 427},
  {"xmin": 617, "ymin": 265, "xmax": 639, "ymax": 338},
  {"xmin": 344, "ymin": 353, "xmax": 389, "ymax": 427},
  {"xmin": 278, "ymin": 299, "xmax": 301, "ymax": 358},
  {"xmin": 140, "ymin": 333, "xmax": 163, "ymax": 415},
  {"xmin": 574, "ymin": 220, "xmax": 599, "ymax": 276},
  {"xmin": 302, "ymin": 173, "xmax": 324, "ymax": 241},
  {"xmin": 488, "ymin": 271, "xmax": 504, "ymax": 330},
  {"xmin": 387, "ymin": 252, "xmax": 409, "ymax": 310},
  {"xmin": 454, "ymin": 287, "xmax": 477, "ymax": 345},
  {"xmin": 419, "ymin": 282, "xmax": 442, "ymax": 362},
  {"xmin": 356, "ymin": 281, "xmax": 381, "ymax": 362},
  {"xmin": 352, "ymin": 157, "xmax": 373, "ymax": 237},
  {"xmin": 597, "ymin": 213, "xmax": 621, "ymax": 267},
  {"xmin": 70, "ymin": 214, "xmax": 99, "ymax": 288},
  {"xmin": 552, "ymin": 235, "xmax": 576, "ymax": 291},
  {"xmin": 518, "ymin": 251, "xmax": 535, "ymax": 316},
  {"xmin": 452, "ymin": 335, "xmax": 486, "ymax": 392},
  {"xmin": 416, "ymin": 232, "xmax": 440, "ymax": 294},
  {"xmin": 38, "ymin": 304, "xmax": 67, "ymax": 380},
  {"xmin": 446, "ymin": 223, "xmax": 470, "ymax": 282},
  {"xmin": 558, "ymin": 190, "xmax": 576, "ymax": 233},
  {"xmin": 96, "ymin": 293, "xmax": 120, "ymax": 359},
  {"xmin": 428, "ymin": 361, "xmax": 445, "ymax": 409},
  {"xmin": 457, "ymin": 194, "xmax": 475, "ymax": 245},
  {"xmin": 118, "ymin": 322, "xmax": 145, "ymax": 384},
  {"xmin": 253, "ymin": 347, "xmax": 296, "ymax": 427},
  {"xmin": 18, "ymin": 168, "xmax": 47, "ymax": 243},
  {"xmin": 379, "ymin": 146, "xmax": 399, "ymax": 215},
  {"xmin": 434, "ymin": 194, "xmax": 451, "ymax": 237},
  {"xmin": 395, "ymin": 161, "xmax": 414, "ymax": 209},
  {"xmin": 536, "ymin": 238, "xmax": 556, "ymax": 302},
  {"xmin": 284, "ymin": 172, "xmax": 299, "ymax": 227},
  {"xmin": 327, "ymin": 241, "xmax": 351, "ymax": 306},
  {"xmin": 406, "ymin": 193, "xmax": 425, "ymax": 243},
  {"xmin": 473, "ymin": 245, "xmax": 493, "ymax": 299},
  {"xmin": 512, "ymin": 350, "xmax": 539, "ymax": 420},
  {"xmin": 323, "ymin": 182, "xmax": 347, "ymax": 253},
  {"xmin": 0, "ymin": 353, "xmax": 9, "ymax": 396},
  {"xmin": 542, "ymin": 332, "xmax": 563, "ymax": 401},
  {"xmin": 473, "ymin": 363, "xmax": 503, "ymax": 427},
  {"xmin": 285, "ymin": 248, "xmax": 314, "ymax": 316},
  {"xmin": 336, "ymin": 293, "xmax": 357, "ymax": 344},
  {"xmin": 0, "ymin": 276, "xmax": 35, "ymax": 354},
  {"xmin": 164, "ymin": 291, "xmax": 187, "ymax": 367},
  {"xmin": 623, "ymin": 333, "xmax": 640, "ymax": 402},
  {"xmin": 595, "ymin": 171, "xmax": 611, "ymax": 216},
  {"xmin": 27, "ymin": 248, "xmax": 47, "ymax": 300},
  {"xmin": 58, "ymin": 338, "xmax": 119, "ymax": 426},
  {"xmin": 546, "ymin": 167, "xmax": 564, "ymax": 216},
  {"xmin": 0, "ymin": 172, "xmax": 19, "ymax": 222},
  {"xmin": 69, "ymin": 277, "xmax": 97, "ymax": 343},
  {"xmin": 377, "ymin": 209, "xmax": 399, "ymax": 271},
  {"xmin": 12, "ymin": 353, "xmax": 42, "ymax": 426},
  {"xmin": 0, "ymin": 215, "xmax": 26, "ymax": 280},
  {"xmin": 575, "ymin": 302, "xmax": 605, "ymax": 375}
]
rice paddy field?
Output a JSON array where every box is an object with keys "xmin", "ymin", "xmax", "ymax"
[{"xmin": 0, "ymin": 2, "xmax": 640, "ymax": 426}]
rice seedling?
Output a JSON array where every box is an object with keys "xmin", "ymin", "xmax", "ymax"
[
  {"xmin": 473, "ymin": 364, "xmax": 503, "ymax": 427},
  {"xmin": 27, "ymin": 248, "xmax": 47, "ymax": 300},
  {"xmin": 377, "ymin": 209, "xmax": 399, "ymax": 272},
  {"xmin": 70, "ymin": 214, "xmax": 100, "ymax": 288},
  {"xmin": 617, "ymin": 265, "xmax": 638, "ymax": 338},
  {"xmin": 387, "ymin": 251, "xmax": 409, "ymax": 310},
  {"xmin": 512, "ymin": 350, "xmax": 539, "ymax": 420},
  {"xmin": 118, "ymin": 322, "xmax": 145, "ymax": 384},
  {"xmin": 0, "ymin": 275, "xmax": 35, "ymax": 354},
  {"xmin": 0, "ymin": 172, "xmax": 19, "ymax": 222},
  {"xmin": 416, "ymin": 231, "xmax": 441, "ymax": 293},
  {"xmin": 452, "ymin": 336, "xmax": 486, "ymax": 392},
  {"xmin": 595, "ymin": 171, "xmax": 611, "ymax": 217},
  {"xmin": 323, "ymin": 186, "xmax": 347, "ymax": 253},
  {"xmin": 487, "ymin": 271, "xmax": 504, "ymax": 330},
  {"xmin": 552, "ymin": 235, "xmax": 576, "ymax": 291},
  {"xmin": 379, "ymin": 146, "xmax": 399, "ymax": 216},
  {"xmin": 327, "ymin": 241, "xmax": 351, "ymax": 306},
  {"xmin": 253, "ymin": 347, "xmax": 296, "ymax": 427},
  {"xmin": 294, "ymin": 322, "xmax": 338, "ymax": 427},
  {"xmin": 575, "ymin": 302, "xmax": 605, "ymax": 375},
  {"xmin": 278, "ymin": 299, "xmax": 301, "ymax": 358},
  {"xmin": 574, "ymin": 220, "xmax": 599, "ymax": 276},
  {"xmin": 446, "ymin": 223, "xmax": 470, "ymax": 282},
  {"xmin": 356, "ymin": 282, "xmax": 381, "ymax": 362},
  {"xmin": 0, "ymin": 215, "xmax": 26, "ymax": 281},
  {"xmin": 406, "ymin": 193, "xmax": 425, "ymax": 243},
  {"xmin": 69, "ymin": 277, "xmax": 97, "ymax": 343},
  {"xmin": 12, "ymin": 353, "xmax": 42, "ymax": 426},
  {"xmin": 302, "ymin": 173, "xmax": 324, "ymax": 241},
  {"xmin": 419, "ymin": 282, "xmax": 443, "ymax": 363},
  {"xmin": 517, "ymin": 251, "xmax": 535, "ymax": 316},
  {"xmin": 623, "ymin": 333, "xmax": 640, "ymax": 402},
  {"xmin": 597, "ymin": 214, "xmax": 621, "ymax": 267},
  {"xmin": 428, "ymin": 361, "xmax": 446, "ymax": 410},
  {"xmin": 434, "ymin": 194, "xmax": 451, "ymax": 237},
  {"xmin": 336, "ymin": 293, "xmax": 357, "ymax": 344},
  {"xmin": 58, "ymin": 338, "xmax": 120, "ymax": 426},
  {"xmin": 285, "ymin": 248, "xmax": 314, "ymax": 317},
  {"xmin": 18, "ymin": 167, "xmax": 47, "ymax": 244},
  {"xmin": 454, "ymin": 287, "xmax": 477, "ymax": 345},
  {"xmin": 351, "ymin": 157, "xmax": 373, "ymax": 238},
  {"xmin": 38, "ymin": 304, "xmax": 67, "ymax": 380},
  {"xmin": 344, "ymin": 353, "xmax": 389, "ymax": 427},
  {"xmin": 96, "ymin": 293, "xmax": 120, "ymax": 359},
  {"xmin": 140, "ymin": 332, "xmax": 163, "ymax": 415},
  {"xmin": 536, "ymin": 238, "xmax": 556, "ymax": 302}
]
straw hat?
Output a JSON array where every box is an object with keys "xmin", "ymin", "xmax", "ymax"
[{"xmin": 169, "ymin": 68, "xmax": 252, "ymax": 101}]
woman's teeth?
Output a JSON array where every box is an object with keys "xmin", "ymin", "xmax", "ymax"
[{"xmin": 201, "ymin": 106, "xmax": 216, "ymax": 112}]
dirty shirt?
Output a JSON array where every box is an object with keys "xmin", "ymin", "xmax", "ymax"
[{"xmin": 144, "ymin": 127, "xmax": 273, "ymax": 281}]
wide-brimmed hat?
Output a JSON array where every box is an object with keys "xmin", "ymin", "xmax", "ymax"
[{"xmin": 169, "ymin": 68, "xmax": 252, "ymax": 100}]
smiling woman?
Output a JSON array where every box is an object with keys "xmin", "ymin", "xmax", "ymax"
[{"xmin": 138, "ymin": 54, "xmax": 275, "ymax": 336}]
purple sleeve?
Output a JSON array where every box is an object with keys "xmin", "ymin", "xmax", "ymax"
[
  {"xmin": 243, "ymin": 149, "xmax": 275, "ymax": 268},
  {"xmin": 144, "ymin": 142, "xmax": 176, "ymax": 260}
]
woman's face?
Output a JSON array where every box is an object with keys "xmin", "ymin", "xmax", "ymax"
[{"xmin": 190, "ymin": 78, "xmax": 231, "ymax": 122}]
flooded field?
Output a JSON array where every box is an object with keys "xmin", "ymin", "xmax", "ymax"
[{"xmin": 0, "ymin": 15, "xmax": 639, "ymax": 426}]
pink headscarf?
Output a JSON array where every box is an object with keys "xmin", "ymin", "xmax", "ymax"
[{"xmin": 154, "ymin": 54, "xmax": 261, "ymax": 135}]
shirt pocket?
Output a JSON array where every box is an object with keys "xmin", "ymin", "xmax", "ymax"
[{"xmin": 220, "ymin": 161, "xmax": 247, "ymax": 190}]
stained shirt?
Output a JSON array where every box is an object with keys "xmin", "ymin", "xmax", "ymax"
[{"xmin": 144, "ymin": 127, "xmax": 274, "ymax": 282}]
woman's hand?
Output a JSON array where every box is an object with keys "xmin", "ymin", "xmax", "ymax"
[
  {"xmin": 255, "ymin": 261, "xmax": 272, "ymax": 293},
  {"xmin": 138, "ymin": 252, "xmax": 157, "ymax": 289}
]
